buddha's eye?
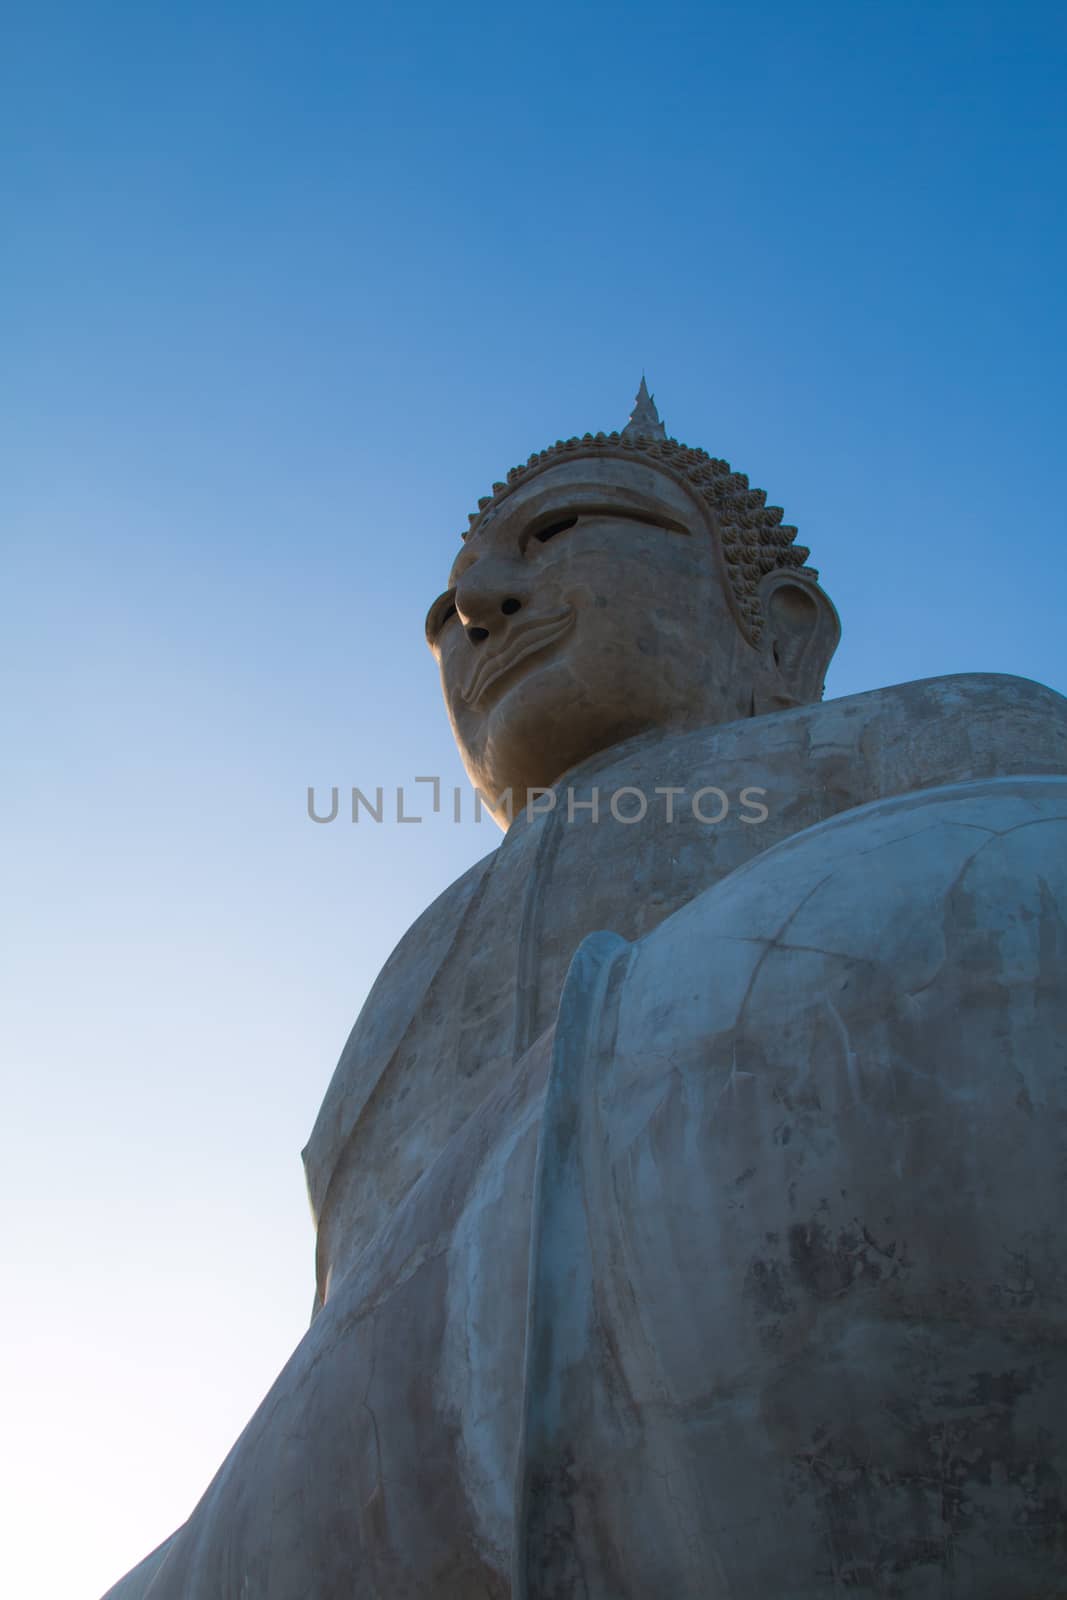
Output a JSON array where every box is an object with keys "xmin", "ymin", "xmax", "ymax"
[{"xmin": 533, "ymin": 515, "xmax": 579, "ymax": 545}]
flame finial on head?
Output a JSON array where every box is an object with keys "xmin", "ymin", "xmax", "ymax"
[{"xmin": 622, "ymin": 375, "xmax": 666, "ymax": 441}]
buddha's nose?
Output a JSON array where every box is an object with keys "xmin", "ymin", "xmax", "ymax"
[{"xmin": 454, "ymin": 559, "xmax": 530, "ymax": 645}]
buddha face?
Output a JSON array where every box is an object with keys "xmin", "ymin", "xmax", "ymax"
[{"xmin": 426, "ymin": 455, "xmax": 759, "ymax": 826}]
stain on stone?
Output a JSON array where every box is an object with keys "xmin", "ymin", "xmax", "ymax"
[
  {"xmin": 988, "ymin": 1248, "xmax": 1037, "ymax": 1311},
  {"xmin": 1016, "ymin": 1072, "xmax": 1035, "ymax": 1115},
  {"xmin": 745, "ymin": 1256, "xmax": 795, "ymax": 1316},
  {"xmin": 964, "ymin": 1366, "xmax": 1037, "ymax": 1410},
  {"xmin": 788, "ymin": 1217, "xmax": 906, "ymax": 1299}
]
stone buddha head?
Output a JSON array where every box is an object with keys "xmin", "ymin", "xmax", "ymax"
[{"xmin": 426, "ymin": 383, "xmax": 840, "ymax": 827}]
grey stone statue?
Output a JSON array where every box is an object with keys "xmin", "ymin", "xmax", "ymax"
[{"xmin": 104, "ymin": 386, "xmax": 1067, "ymax": 1598}]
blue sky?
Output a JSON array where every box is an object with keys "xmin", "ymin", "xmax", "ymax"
[{"xmin": 3, "ymin": 3, "xmax": 1065, "ymax": 1595}]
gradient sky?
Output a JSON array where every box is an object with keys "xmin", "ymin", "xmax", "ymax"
[{"xmin": 3, "ymin": 3, "xmax": 1066, "ymax": 1595}]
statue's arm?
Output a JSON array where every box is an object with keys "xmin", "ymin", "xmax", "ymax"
[{"xmin": 301, "ymin": 849, "xmax": 494, "ymax": 1241}]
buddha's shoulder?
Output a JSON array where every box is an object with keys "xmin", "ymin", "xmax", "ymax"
[
  {"xmin": 819, "ymin": 671, "xmax": 1067, "ymax": 731},
  {"xmin": 302, "ymin": 848, "xmax": 496, "ymax": 1218},
  {"xmin": 695, "ymin": 671, "xmax": 1067, "ymax": 785},
  {"xmin": 811, "ymin": 672, "xmax": 1067, "ymax": 786},
  {"xmin": 805, "ymin": 671, "xmax": 1064, "ymax": 743}
]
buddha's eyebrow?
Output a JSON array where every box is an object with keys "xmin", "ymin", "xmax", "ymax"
[
  {"xmin": 461, "ymin": 490, "xmax": 551, "ymax": 554},
  {"xmin": 449, "ymin": 520, "xmax": 497, "ymax": 580},
  {"xmin": 455, "ymin": 494, "xmax": 692, "ymax": 578}
]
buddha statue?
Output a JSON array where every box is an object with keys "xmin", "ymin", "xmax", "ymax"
[{"xmin": 104, "ymin": 384, "xmax": 1067, "ymax": 1599}]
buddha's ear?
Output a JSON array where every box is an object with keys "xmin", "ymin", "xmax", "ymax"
[{"xmin": 757, "ymin": 569, "xmax": 841, "ymax": 704}]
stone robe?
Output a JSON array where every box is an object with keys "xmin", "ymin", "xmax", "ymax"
[{"xmin": 103, "ymin": 674, "xmax": 1067, "ymax": 1599}]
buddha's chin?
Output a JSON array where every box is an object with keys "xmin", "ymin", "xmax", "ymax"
[
  {"xmin": 462, "ymin": 658, "xmax": 577, "ymax": 770},
  {"xmin": 461, "ymin": 684, "xmax": 672, "ymax": 819}
]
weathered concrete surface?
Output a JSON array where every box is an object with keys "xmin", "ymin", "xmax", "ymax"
[
  {"xmin": 103, "ymin": 676, "xmax": 1067, "ymax": 1599},
  {"xmin": 519, "ymin": 774, "xmax": 1067, "ymax": 1597}
]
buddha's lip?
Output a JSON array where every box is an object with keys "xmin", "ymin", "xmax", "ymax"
[{"xmin": 462, "ymin": 607, "xmax": 575, "ymax": 709}]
